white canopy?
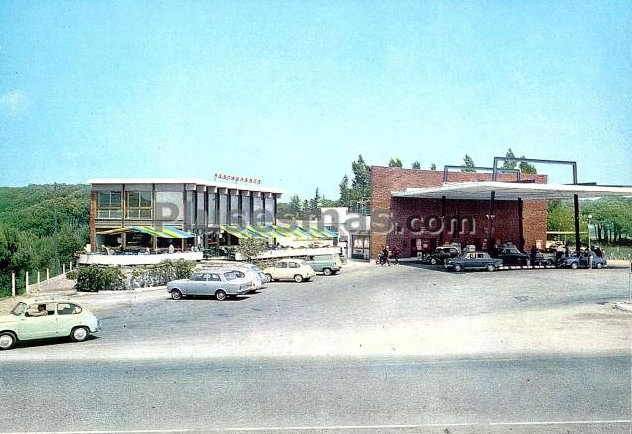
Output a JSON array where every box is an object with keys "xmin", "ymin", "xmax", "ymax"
[{"xmin": 392, "ymin": 181, "xmax": 632, "ymax": 201}]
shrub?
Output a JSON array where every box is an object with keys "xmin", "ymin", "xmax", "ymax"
[
  {"xmin": 66, "ymin": 270, "xmax": 77, "ymax": 280},
  {"xmin": 129, "ymin": 260, "xmax": 196, "ymax": 289},
  {"xmin": 75, "ymin": 266, "xmax": 125, "ymax": 292}
]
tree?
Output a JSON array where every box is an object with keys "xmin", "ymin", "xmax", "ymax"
[
  {"xmin": 288, "ymin": 195, "xmax": 302, "ymax": 218},
  {"xmin": 389, "ymin": 158, "xmax": 403, "ymax": 168},
  {"xmin": 350, "ymin": 155, "xmax": 371, "ymax": 203},
  {"xmin": 338, "ymin": 175, "xmax": 351, "ymax": 206},
  {"xmin": 301, "ymin": 199, "xmax": 311, "ymax": 220},
  {"xmin": 461, "ymin": 154, "xmax": 476, "ymax": 172},
  {"xmin": 430, "ymin": 163, "xmax": 436, "ymax": 170},
  {"xmin": 411, "ymin": 161, "xmax": 421, "ymax": 169},
  {"xmin": 519, "ymin": 155, "xmax": 537, "ymax": 174},
  {"xmin": 309, "ymin": 188, "xmax": 321, "ymax": 218},
  {"xmin": 502, "ymin": 148, "xmax": 517, "ymax": 170},
  {"xmin": 235, "ymin": 238, "xmax": 267, "ymax": 262}
]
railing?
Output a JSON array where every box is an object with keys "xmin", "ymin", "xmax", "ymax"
[
  {"xmin": 5, "ymin": 262, "xmax": 76, "ymax": 297},
  {"xmin": 78, "ymin": 251, "xmax": 204, "ymax": 266}
]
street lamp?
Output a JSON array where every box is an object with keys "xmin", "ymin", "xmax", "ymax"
[{"xmin": 587, "ymin": 214, "xmax": 592, "ymax": 251}]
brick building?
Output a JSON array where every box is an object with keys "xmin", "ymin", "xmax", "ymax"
[{"xmin": 369, "ymin": 166, "xmax": 548, "ymax": 259}]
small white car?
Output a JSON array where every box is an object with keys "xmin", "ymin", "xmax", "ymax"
[
  {"xmin": 0, "ymin": 298, "xmax": 100, "ymax": 350},
  {"xmin": 262, "ymin": 260, "xmax": 316, "ymax": 283}
]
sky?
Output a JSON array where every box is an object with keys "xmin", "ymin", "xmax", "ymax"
[{"xmin": 1, "ymin": 0, "xmax": 631, "ymax": 199}]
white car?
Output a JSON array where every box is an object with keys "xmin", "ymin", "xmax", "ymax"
[
  {"xmin": 0, "ymin": 298, "xmax": 100, "ymax": 350},
  {"xmin": 262, "ymin": 259, "xmax": 316, "ymax": 283}
]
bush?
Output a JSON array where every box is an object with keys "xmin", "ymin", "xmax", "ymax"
[
  {"xmin": 66, "ymin": 270, "xmax": 77, "ymax": 280},
  {"xmin": 75, "ymin": 266, "xmax": 125, "ymax": 292},
  {"xmin": 129, "ymin": 260, "xmax": 196, "ymax": 289}
]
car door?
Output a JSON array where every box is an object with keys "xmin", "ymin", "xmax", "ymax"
[
  {"xmin": 204, "ymin": 273, "xmax": 222, "ymax": 294},
  {"xmin": 18, "ymin": 303, "xmax": 58, "ymax": 339},
  {"xmin": 56, "ymin": 302, "xmax": 84, "ymax": 337},
  {"xmin": 275, "ymin": 261, "xmax": 289, "ymax": 279}
]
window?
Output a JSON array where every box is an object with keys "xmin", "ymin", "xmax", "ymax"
[
  {"xmin": 209, "ymin": 273, "xmax": 221, "ymax": 281},
  {"xmin": 191, "ymin": 273, "xmax": 205, "ymax": 281},
  {"xmin": 289, "ymin": 262, "xmax": 300, "ymax": 268},
  {"xmin": 57, "ymin": 303, "xmax": 82, "ymax": 315},
  {"xmin": 224, "ymin": 270, "xmax": 244, "ymax": 280},
  {"xmin": 97, "ymin": 191, "xmax": 122, "ymax": 219},
  {"xmin": 126, "ymin": 191, "xmax": 152, "ymax": 219},
  {"xmin": 276, "ymin": 262, "xmax": 287, "ymax": 268},
  {"xmin": 25, "ymin": 303, "xmax": 54, "ymax": 317}
]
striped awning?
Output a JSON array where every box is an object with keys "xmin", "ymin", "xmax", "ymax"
[
  {"xmin": 97, "ymin": 226, "xmax": 194, "ymax": 238},
  {"xmin": 220, "ymin": 225, "xmax": 338, "ymax": 240}
]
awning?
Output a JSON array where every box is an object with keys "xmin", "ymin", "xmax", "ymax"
[
  {"xmin": 97, "ymin": 226, "xmax": 194, "ymax": 238},
  {"xmin": 220, "ymin": 225, "xmax": 338, "ymax": 240}
]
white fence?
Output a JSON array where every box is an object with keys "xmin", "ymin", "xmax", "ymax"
[{"xmin": 7, "ymin": 262, "xmax": 76, "ymax": 297}]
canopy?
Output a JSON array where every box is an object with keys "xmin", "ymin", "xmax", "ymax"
[
  {"xmin": 97, "ymin": 226, "xmax": 194, "ymax": 238},
  {"xmin": 220, "ymin": 225, "xmax": 338, "ymax": 240}
]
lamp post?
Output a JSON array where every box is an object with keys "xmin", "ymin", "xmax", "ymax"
[{"xmin": 587, "ymin": 214, "xmax": 592, "ymax": 268}]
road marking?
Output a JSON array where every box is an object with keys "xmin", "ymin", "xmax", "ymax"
[{"xmin": 9, "ymin": 420, "xmax": 631, "ymax": 433}]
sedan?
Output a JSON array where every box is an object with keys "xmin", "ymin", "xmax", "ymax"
[
  {"xmin": 445, "ymin": 252, "xmax": 503, "ymax": 272},
  {"xmin": 167, "ymin": 270, "xmax": 254, "ymax": 301}
]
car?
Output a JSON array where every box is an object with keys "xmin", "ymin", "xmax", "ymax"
[
  {"xmin": 305, "ymin": 254, "xmax": 342, "ymax": 275},
  {"xmin": 262, "ymin": 260, "xmax": 316, "ymax": 282},
  {"xmin": 492, "ymin": 245, "xmax": 529, "ymax": 266},
  {"xmin": 559, "ymin": 251, "xmax": 608, "ymax": 269},
  {"xmin": 445, "ymin": 252, "xmax": 503, "ymax": 272},
  {"xmin": 166, "ymin": 270, "xmax": 255, "ymax": 301},
  {"xmin": 424, "ymin": 246, "xmax": 462, "ymax": 265},
  {"xmin": 0, "ymin": 298, "xmax": 100, "ymax": 351},
  {"xmin": 201, "ymin": 262, "xmax": 269, "ymax": 288}
]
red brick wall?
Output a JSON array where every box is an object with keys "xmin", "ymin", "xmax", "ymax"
[{"xmin": 369, "ymin": 166, "xmax": 548, "ymax": 258}]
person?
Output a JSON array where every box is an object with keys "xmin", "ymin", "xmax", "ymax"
[
  {"xmin": 564, "ymin": 244, "xmax": 571, "ymax": 258},
  {"xmin": 391, "ymin": 245, "xmax": 400, "ymax": 265},
  {"xmin": 28, "ymin": 304, "xmax": 48, "ymax": 317},
  {"xmin": 595, "ymin": 246, "xmax": 603, "ymax": 258},
  {"xmin": 168, "ymin": 243, "xmax": 175, "ymax": 254},
  {"xmin": 381, "ymin": 245, "xmax": 391, "ymax": 266},
  {"xmin": 530, "ymin": 245, "xmax": 538, "ymax": 268}
]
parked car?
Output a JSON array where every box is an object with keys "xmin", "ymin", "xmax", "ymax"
[
  {"xmin": 0, "ymin": 298, "xmax": 100, "ymax": 351},
  {"xmin": 201, "ymin": 262, "xmax": 268, "ymax": 288},
  {"xmin": 492, "ymin": 245, "xmax": 529, "ymax": 266},
  {"xmin": 424, "ymin": 246, "xmax": 462, "ymax": 265},
  {"xmin": 167, "ymin": 270, "xmax": 254, "ymax": 301},
  {"xmin": 305, "ymin": 254, "xmax": 342, "ymax": 275},
  {"xmin": 262, "ymin": 260, "xmax": 316, "ymax": 282},
  {"xmin": 445, "ymin": 252, "xmax": 503, "ymax": 272},
  {"xmin": 559, "ymin": 251, "xmax": 608, "ymax": 269}
]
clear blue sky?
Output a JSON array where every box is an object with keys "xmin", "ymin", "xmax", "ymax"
[{"xmin": 1, "ymin": 0, "xmax": 631, "ymax": 199}]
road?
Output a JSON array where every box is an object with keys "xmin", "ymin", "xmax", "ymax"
[{"xmin": 1, "ymin": 262, "xmax": 631, "ymax": 432}]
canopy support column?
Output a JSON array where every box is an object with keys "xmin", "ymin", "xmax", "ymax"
[
  {"xmin": 573, "ymin": 194, "xmax": 581, "ymax": 252},
  {"xmin": 517, "ymin": 198, "xmax": 524, "ymax": 252},
  {"xmin": 487, "ymin": 191, "xmax": 496, "ymax": 252},
  {"xmin": 440, "ymin": 195, "xmax": 446, "ymax": 246}
]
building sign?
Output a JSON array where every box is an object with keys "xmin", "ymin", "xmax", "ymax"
[{"xmin": 214, "ymin": 173, "xmax": 261, "ymax": 184}]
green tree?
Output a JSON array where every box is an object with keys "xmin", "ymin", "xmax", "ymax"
[
  {"xmin": 430, "ymin": 163, "xmax": 437, "ymax": 170},
  {"xmin": 519, "ymin": 155, "xmax": 537, "ymax": 174},
  {"xmin": 338, "ymin": 175, "xmax": 351, "ymax": 206},
  {"xmin": 411, "ymin": 161, "xmax": 421, "ymax": 169},
  {"xmin": 502, "ymin": 148, "xmax": 517, "ymax": 170},
  {"xmin": 235, "ymin": 238, "xmax": 267, "ymax": 262},
  {"xmin": 389, "ymin": 158, "xmax": 403, "ymax": 168},
  {"xmin": 350, "ymin": 155, "xmax": 371, "ymax": 203},
  {"xmin": 302, "ymin": 199, "xmax": 311, "ymax": 220},
  {"xmin": 288, "ymin": 195, "xmax": 302, "ymax": 218},
  {"xmin": 309, "ymin": 188, "xmax": 321, "ymax": 217},
  {"xmin": 461, "ymin": 154, "xmax": 476, "ymax": 172}
]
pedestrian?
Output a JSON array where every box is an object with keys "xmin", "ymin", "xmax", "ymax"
[
  {"xmin": 391, "ymin": 245, "xmax": 400, "ymax": 265},
  {"xmin": 564, "ymin": 244, "xmax": 570, "ymax": 258},
  {"xmin": 530, "ymin": 245, "xmax": 538, "ymax": 268},
  {"xmin": 381, "ymin": 245, "xmax": 391, "ymax": 266}
]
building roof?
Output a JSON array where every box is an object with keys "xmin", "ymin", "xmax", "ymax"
[
  {"xmin": 87, "ymin": 178, "xmax": 284, "ymax": 194},
  {"xmin": 392, "ymin": 181, "xmax": 632, "ymax": 201}
]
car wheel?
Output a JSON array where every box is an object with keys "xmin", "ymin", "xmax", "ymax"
[
  {"xmin": 596, "ymin": 262, "xmax": 603, "ymax": 269},
  {"xmin": 323, "ymin": 268, "xmax": 332, "ymax": 276},
  {"xmin": 453, "ymin": 264, "xmax": 462, "ymax": 272},
  {"xmin": 265, "ymin": 273, "xmax": 273, "ymax": 282},
  {"xmin": 170, "ymin": 289, "xmax": 183, "ymax": 300},
  {"xmin": 215, "ymin": 289, "xmax": 227, "ymax": 301},
  {"xmin": 0, "ymin": 331, "xmax": 17, "ymax": 350},
  {"xmin": 294, "ymin": 274, "xmax": 304, "ymax": 283},
  {"xmin": 71, "ymin": 326, "xmax": 90, "ymax": 342},
  {"xmin": 486, "ymin": 264, "xmax": 496, "ymax": 272},
  {"xmin": 430, "ymin": 258, "xmax": 438, "ymax": 265},
  {"xmin": 571, "ymin": 262, "xmax": 578, "ymax": 270}
]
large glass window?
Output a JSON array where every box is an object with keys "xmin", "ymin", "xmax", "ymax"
[
  {"xmin": 218, "ymin": 194, "xmax": 228, "ymax": 225},
  {"xmin": 229, "ymin": 193, "xmax": 240, "ymax": 225},
  {"xmin": 208, "ymin": 193, "xmax": 217, "ymax": 225},
  {"xmin": 126, "ymin": 191, "xmax": 152, "ymax": 219},
  {"xmin": 97, "ymin": 191, "xmax": 122, "ymax": 219}
]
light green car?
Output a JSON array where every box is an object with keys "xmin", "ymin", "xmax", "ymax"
[{"xmin": 0, "ymin": 298, "xmax": 100, "ymax": 350}]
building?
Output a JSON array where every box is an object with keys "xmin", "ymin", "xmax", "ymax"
[
  {"xmin": 321, "ymin": 207, "xmax": 371, "ymax": 259},
  {"xmin": 88, "ymin": 177, "xmax": 283, "ymax": 252}
]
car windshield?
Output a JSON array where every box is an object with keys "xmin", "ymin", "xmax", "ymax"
[{"xmin": 10, "ymin": 302, "xmax": 27, "ymax": 316}]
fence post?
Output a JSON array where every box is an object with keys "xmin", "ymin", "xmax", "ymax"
[
  {"xmin": 25, "ymin": 271, "xmax": 29, "ymax": 294},
  {"xmin": 47, "ymin": 268, "xmax": 50, "ymax": 281},
  {"xmin": 63, "ymin": 263, "xmax": 66, "ymax": 274},
  {"xmin": 37, "ymin": 271, "xmax": 41, "ymax": 284},
  {"xmin": 70, "ymin": 262, "xmax": 73, "ymax": 271},
  {"xmin": 12, "ymin": 273, "xmax": 16, "ymax": 297}
]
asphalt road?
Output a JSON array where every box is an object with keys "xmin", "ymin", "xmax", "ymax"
[
  {"xmin": 1, "ymin": 262, "xmax": 631, "ymax": 432},
  {"xmin": 1, "ymin": 355, "xmax": 630, "ymax": 433}
]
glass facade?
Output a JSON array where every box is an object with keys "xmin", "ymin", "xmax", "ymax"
[
  {"xmin": 96, "ymin": 191, "xmax": 122, "ymax": 219},
  {"xmin": 229, "ymin": 193, "xmax": 240, "ymax": 225},
  {"xmin": 126, "ymin": 191, "xmax": 152, "ymax": 219},
  {"xmin": 218, "ymin": 194, "xmax": 228, "ymax": 225},
  {"xmin": 208, "ymin": 193, "xmax": 218, "ymax": 225}
]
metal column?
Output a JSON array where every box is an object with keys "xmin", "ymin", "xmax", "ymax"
[
  {"xmin": 487, "ymin": 191, "xmax": 496, "ymax": 251},
  {"xmin": 517, "ymin": 198, "xmax": 524, "ymax": 252},
  {"xmin": 440, "ymin": 195, "xmax": 446, "ymax": 246},
  {"xmin": 573, "ymin": 194, "xmax": 581, "ymax": 252}
]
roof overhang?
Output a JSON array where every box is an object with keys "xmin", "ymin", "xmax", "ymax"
[
  {"xmin": 87, "ymin": 178, "xmax": 284, "ymax": 194},
  {"xmin": 392, "ymin": 181, "xmax": 632, "ymax": 201}
]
